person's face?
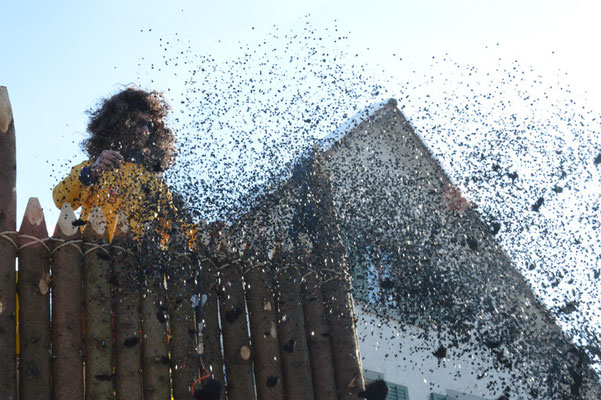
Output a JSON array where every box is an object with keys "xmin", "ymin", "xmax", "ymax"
[
  {"xmin": 124, "ymin": 112, "xmax": 153, "ymax": 152},
  {"xmin": 133, "ymin": 112, "xmax": 153, "ymax": 144},
  {"xmin": 120, "ymin": 112, "xmax": 154, "ymax": 158}
]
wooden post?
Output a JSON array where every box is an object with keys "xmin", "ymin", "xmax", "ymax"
[
  {"xmin": 216, "ymin": 238, "xmax": 256, "ymax": 400},
  {"xmin": 0, "ymin": 86, "xmax": 17, "ymax": 400},
  {"xmin": 300, "ymin": 260, "xmax": 337, "ymax": 400},
  {"xmin": 82, "ymin": 207, "xmax": 114, "ymax": 399},
  {"xmin": 288, "ymin": 151, "xmax": 336, "ymax": 400},
  {"xmin": 243, "ymin": 249, "xmax": 284, "ymax": 400},
  {"xmin": 112, "ymin": 213, "xmax": 143, "ymax": 400},
  {"xmin": 309, "ymin": 151, "xmax": 364, "ymax": 400},
  {"xmin": 273, "ymin": 245, "xmax": 315, "ymax": 400},
  {"xmin": 17, "ymin": 198, "xmax": 51, "ymax": 399},
  {"xmin": 139, "ymin": 227, "xmax": 171, "ymax": 400},
  {"xmin": 288, "ymin": 154, "xmax": 338, "ymax": 400},
  {"xmin": 199, "ymin": 249, "xmax": 225, "ymax": 387},
  {"xmin": 166, "ymin": 225, "xmax": 200, "ymax": 399},
  {"xmin": 51, "ymin": 203, "xmax": 84, "ymax": 400},
  {"xmin": 321, "ymin": 269, "xmax": 362, "ymax": 400}
]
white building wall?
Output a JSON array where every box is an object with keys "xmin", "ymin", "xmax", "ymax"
[{"xmin": 356, "ymin": 304, "xmax": 522, "ymax": 400}]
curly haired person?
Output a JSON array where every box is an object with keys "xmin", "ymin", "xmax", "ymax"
[{"xmin": 53, "ymin": 87, "xmax": 192, "ymax": 244}]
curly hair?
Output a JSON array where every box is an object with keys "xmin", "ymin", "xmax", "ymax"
[{"xmin": 83, "ymin": 87, "xmax": 177, "ymax": 172}]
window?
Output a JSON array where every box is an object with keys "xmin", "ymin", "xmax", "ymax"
[
  {"xmin": 364, "ymin": 370, "xmax": 409, "ymax": 400},
  {"xmin": 387, "ymin": 383, "xmax": 410, "ymax": 400},
  {"xmin": 353, "ymin": 246, "xmax": 397, "ymax": 308},
  {"xmin": 431, "ymin": 390, "xmax": 489, "ymax": 400}
]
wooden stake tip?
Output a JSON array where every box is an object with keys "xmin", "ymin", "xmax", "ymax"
[
  {"xmin": 56, "ymin": 202, "xmax": 78, "ymax": 236},
  {"xmin": 24, "ymin": 197, "xmax": 45, "ymax": 226},
  {"xmin": 199, "ymin": 230, "xmax": 210, "ymax": 247},
  {"xmin": 87, "ymin": 207, "xmax": 107, "ymax": 235},
  {"xmin": 268, "ymin": 244, "xmax": 276, "ymax": 260},
  {"xmin": 0, "ymin": 86, "xmax": 13, "ymax": 134},
  {"xmin": 281, "ymin": 237, "xmax": 294, "ymax": 253},
  {"xmin": 115, "ymin": 210, "xmax": 130, "ymax": 235}
]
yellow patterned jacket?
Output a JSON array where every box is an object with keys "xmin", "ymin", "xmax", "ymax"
[{"xmin": 53, "ymin": 160, "xmax": 194, "ymax": 244}]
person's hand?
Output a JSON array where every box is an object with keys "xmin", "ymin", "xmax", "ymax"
[{"xmin": 90, "ymin": 150, "xmax": 124, "ymax": 178}]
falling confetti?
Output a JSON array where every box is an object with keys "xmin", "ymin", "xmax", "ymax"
[{"xmin": 48, "ymin": 19, "xmax": 599, "ymax": 399}]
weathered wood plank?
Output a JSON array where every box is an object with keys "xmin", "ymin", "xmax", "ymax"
[
  {"xmin": 112, "ymin": 213, "xmax": 143, "ymax": 400},
  {"xmin": 17, "ymin": 198, "xmax": 51, "ymax": 400},
  {"xmin": 0, "ymin": 86, "xmax": 17, "ymax": 400},
  {"xmin": 52, "ymin": 203, "xmax": 84, "ymax": 400},
  {"xmin": 82, "ymin": 207, "xmax": 114, "ymax": 399},
  {"xmin": 139, "ymin": 228, "xmax": 171, "ymax": 400},
  {"xmin": 244, "ymin": 256, "xmax": 284, "ymax": 400},
  {"xmin": 273, "ymin": 247, "xmax": 314, "ymax": 400},
  {"xmin": 167, "ymin": 226, "xmax": 200, "ymax": 399},
  {"xmin": 217, "ymin": 244, "xmax": 256, "ymax": 400}
]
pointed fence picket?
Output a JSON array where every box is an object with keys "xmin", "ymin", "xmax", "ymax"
[
  {"xmin": 17, "ymin": 198, "xmax": 51, "ymax": 400},
  {"xmin": 112, "ymin": 213, "xmax": 144, "ymax": 399},
  {"xmin": 273, "ymin": 248, "xmax": 315, "ymax": 400},
  {"xmin": 216, "ymin": 250, "xmax": 256, "ymax": 400},
  {"xmin": 243, "ymin": 256, "xmax": 285, "ymax": 400},
  {"xmin": 0, "ymin": 86, "xmax": 17, "ymax": 400},
  {"xmin": 166, "ymin": 225, "xmax": 201, "ymax": 399},
  {"xmin": 199, "ymin": 250, "xmax": 226, "ymax": 389},
  {"xmin": 51, "ymin": 203, "xmax": 84, "ymax": 400}
]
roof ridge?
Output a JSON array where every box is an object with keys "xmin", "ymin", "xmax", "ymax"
[{"xmin": 318, "ymin": 98, "xmax": 397, "ymax": 151}]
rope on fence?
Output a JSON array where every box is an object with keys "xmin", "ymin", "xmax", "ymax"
[
  {"xmin": 18, "ymin": 233, "xmax": 52, "ymax": 253},
  {"xmin": 300, "ymin": 269, "xmax": 318, "ymax": 283},
  {"xmin": 110, "ymin": 244, "xmax": 135, "ymax": 258},
  {"xmin": 274, "ymin": 264, "xmax": 302, "ymax": 277},
  {"xmin": 210, "ymin": 255, "xmax": 350, "ymax": 286},
  {"xmin": 321, "ymin": 268, "xmax": 350, "ymax": 285},
  {"xmin": 273, "ymin": 262, "xmax": 350, "ymax": 285},
  {"xmin": 1, "ymin": 230, "xmax": 352, "ymax": 286},
  {"xmin": 0, "ymin": 230, "xmax": 19, "ymax": 251},
  {"xmin": 0, "ymin": 232, "xmax": 87, "ymax": 257},
  {"xmin": 198, "ymin": 256, "xmax": 212, "ymax": 265},
  {"xmin": 173, "ymin": 252, "xmax": 194, "ymax": 262},
  {"xmin": 240, "ymin": 260, "xmax": 270, "ymax": 275},
  {"xmin": 217, "ymin": 259, "xmax": 242, "ymax": 272},
  {"xmin": 82, "ymin": 242, "xmax": 112, "ymax": 258},
  {"xmin": 49, "ymin": 238, "xmax": 84, "ymax": 256}
]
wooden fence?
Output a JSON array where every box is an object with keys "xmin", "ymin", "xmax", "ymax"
[{"xmin": 0, "ymin": 86, "xmax": 364, "ymax": 399}]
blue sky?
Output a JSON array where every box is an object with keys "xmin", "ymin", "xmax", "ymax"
[{"xmin": 4, "ymin": 0, "xmax": 601, "ymax": 225}]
